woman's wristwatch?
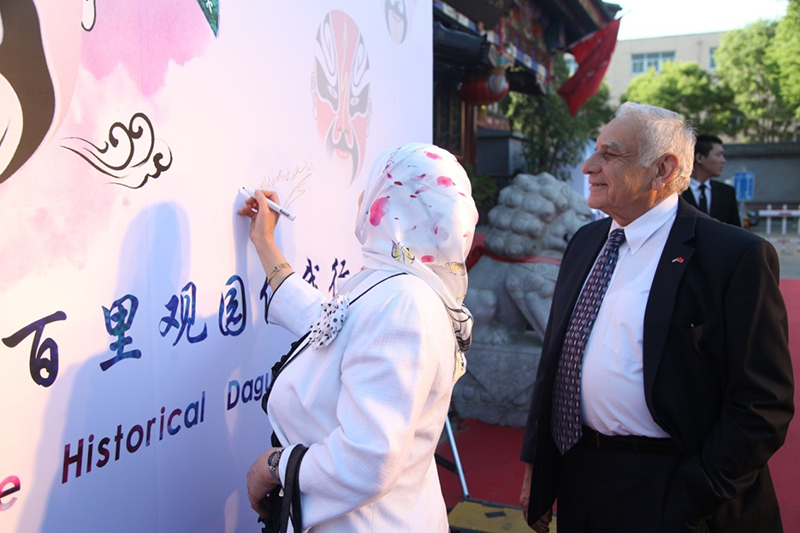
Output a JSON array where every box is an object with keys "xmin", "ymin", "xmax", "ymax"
[{"xmin": 267, "ymin": 447, "xmax": 285, "ymax": 483}]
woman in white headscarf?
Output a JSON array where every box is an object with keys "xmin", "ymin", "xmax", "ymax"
[{"xmin": 239, "ymin": 143, "xmax": 478, "ymax": 532}]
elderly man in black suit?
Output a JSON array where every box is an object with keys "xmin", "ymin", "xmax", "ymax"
[
  {"xmin": 681, "ymin": 134, "xmax": 741, "ymax": 226},
  {"xmin": 520, "ymin": 103, "xmax": 793, "ymax": 533}
]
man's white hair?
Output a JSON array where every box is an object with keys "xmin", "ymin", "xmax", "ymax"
[{"xmin": 616, "ymin": 102, "xmax": 695, "ymax": 194}]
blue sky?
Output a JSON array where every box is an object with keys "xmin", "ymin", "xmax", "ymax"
[{"xmin": 615, "ymin": 0, "xmax": 789, "ymax": 40}]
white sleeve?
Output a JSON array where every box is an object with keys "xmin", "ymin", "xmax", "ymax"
[
  {"xmin": 296, "ymin": 282, "xmax": 453, "ymax": 527},
  {"xmin": 277, "ymin": 443, "xmax": 300, "ymax": 486},
  {"xmin": 266, "ymin": 273, "xmax": 325, "ymax": 337}
]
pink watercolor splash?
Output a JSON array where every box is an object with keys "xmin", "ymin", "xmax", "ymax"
[
  {"xmin": 81, "ymin": 2, "xmax": 213, "ymax": 96},
  {"xmin": 430, "ymin": 212, "xmax": 449, "ymax": 242},
  {"xmin": 437, "ymin": 176, "xmax": 454, "ymax": 187},
  {"xmin": 421, "ymin": 255, "xmax": 435, "ymax": 263},
  {"xmin": 425, "ymin": 152, "xmax": 442, "ymax": 160},
  {"xmin": 0, "ymin": 151, "xmax": 118, "ymax": 292},
  {"xmin": 432, "ymin": 223, "xmax": 449, "ymax": 241},
  {"xmin": 369, "ymin": 196, "xmax": 390, "ymax": 226}
]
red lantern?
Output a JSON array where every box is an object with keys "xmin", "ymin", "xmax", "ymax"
[{"xmin": 459, "ymin": 67, "xmax": 510, "ymax": 105}]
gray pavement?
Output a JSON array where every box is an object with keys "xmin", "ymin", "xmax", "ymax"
[{"xmin": 749, "ymin": 223, "xmax": 800, "ymax": 279}]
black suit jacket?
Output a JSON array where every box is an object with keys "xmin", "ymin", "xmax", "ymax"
[
  {"xmin": 520, "ymin": 198, "xmax": 793, "ymax": 532},
  {"xmin": 682, "ymin": 180, "xmax": 742, "ymax": 226}
]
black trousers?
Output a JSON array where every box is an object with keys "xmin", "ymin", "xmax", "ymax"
[{"xmin": 556, "ymin": 437, "xmax": 706, "ymax": 533}]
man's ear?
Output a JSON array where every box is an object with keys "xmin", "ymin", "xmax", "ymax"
[{"xmin": 651, "ymin": 154, "xmax": 679, "ymax": 191}]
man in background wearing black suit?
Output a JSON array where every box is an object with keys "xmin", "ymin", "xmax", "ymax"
[
  {"xmin": 681, "ymin": 134, "xmax": 741, "ymax": 226},
  {"xmin": 520, "ymin": 104, "xmax": 793, "ymax": 532}
]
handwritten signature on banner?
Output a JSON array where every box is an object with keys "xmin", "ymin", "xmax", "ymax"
[
  {"xmin": 2, "ymin": 261, "xmax": 350, "ymax": 387},
  {"xmin": 259, "ymin": 157, "xmax": 314, "ymax": 209}
]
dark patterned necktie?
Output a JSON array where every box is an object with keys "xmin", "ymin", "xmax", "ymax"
[
  {"xmin": 698, "ymin": 184, "xmax": 708, "ymax": 214},
  {"xmin": 551, "ymin": 228, "xmax": 626, "ymax": 454}
]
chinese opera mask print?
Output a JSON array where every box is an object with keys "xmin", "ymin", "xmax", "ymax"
[
  {"xmin": 384, "ymin": 0, "xmax": 413, "ymax": 44},
  {"xmin": 312, "ymin": 10, "xmax": 372, "ymax": 185}
]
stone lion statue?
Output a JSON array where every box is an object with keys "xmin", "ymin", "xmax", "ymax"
[{"xmin": 465, "ymin": 172, "xmax": 591, "ymax": 345}]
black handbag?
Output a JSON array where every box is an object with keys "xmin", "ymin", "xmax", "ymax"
[{"xmin": 257, "ymin": 444, "xmax": 309, "ymax": 533}]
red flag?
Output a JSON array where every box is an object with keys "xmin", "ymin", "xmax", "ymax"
[{"xmin": 558, "ymin": 17, "xmax": 621, "ymax": 116}]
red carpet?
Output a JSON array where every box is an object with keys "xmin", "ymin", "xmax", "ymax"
[
  {"xmin": 773, "ymin": 278, "xmax": 800, "ymax": 533},
  {"xmin": 439, "ymin": 279, "xmax": 800, "ymax": 531}
]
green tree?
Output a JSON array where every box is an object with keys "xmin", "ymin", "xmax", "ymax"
[
  {"xmin": 715, "ymin": 19, "xmax": 797, "ymax": 142},
  {"xmin": 620, "ymin": 61, "xmax": 741, "ymax": 136},
  {"xmin": 771, "ymin": 0, "xmax": 800, "ymax": 118},
  {"xmin": 505, "ymin": 55, "xmax": 614, "ymax": 181}
]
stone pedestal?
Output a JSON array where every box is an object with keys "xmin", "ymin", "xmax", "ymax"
[{"xmin": 452, "ymin": 332, "xmax": 543, "ymax": 428}]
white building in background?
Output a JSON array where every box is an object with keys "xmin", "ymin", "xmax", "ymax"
[{"xmin": 604, "ymin": 31, "xmax": 724, "ymax": 104}]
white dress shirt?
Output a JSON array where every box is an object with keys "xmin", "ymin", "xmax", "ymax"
[
  {"xmin": 267, "ymin": 270, "xmax": 455, "ymax": 532},
  {"xmin": 580, "ymin": 194, "xmax": 679, "ymax": 437},
  {"xmin": 689, "ymin": 177, "xmax": 712, "ymax": 211}
]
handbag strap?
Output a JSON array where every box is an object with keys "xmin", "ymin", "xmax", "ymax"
[
  {"xmin": 349, "ymin": 271, "xmax": 406, "ymax": 304},
  {"xmin": 266, "ymin": 272, "xmax": 409, "ymax": 444},
  {"xmin": 266, "ymin": 332, "xmax": 312, "ymax": 401},
  {"xmin": 277, "ymin": 444, "xmax": 309, "ymax": 533},
  {"xmin": 264, "ymin": 271, "xmax": 407, "ymax": 414},
  {"xmin": 290, "ymin": 448, "xmax": 306, "ymax": 533}
]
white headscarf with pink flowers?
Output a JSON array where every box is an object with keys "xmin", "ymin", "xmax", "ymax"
[{"xmin": 356, "ymin": 143, "xmax": 479, "ymax": 365}]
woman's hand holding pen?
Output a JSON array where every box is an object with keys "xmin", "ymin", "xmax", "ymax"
[
  {"xmin": 238, "ymin": 189, "xmax": 294, "ymax": 290},
  {"xmin": 239, "ymin": 188, "xmax": 280, "ymax": 245}
]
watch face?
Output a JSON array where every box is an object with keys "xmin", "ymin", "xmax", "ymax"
[{"xmin": 269, "ymin": 449, "xmax": 282, "ymax": 470}]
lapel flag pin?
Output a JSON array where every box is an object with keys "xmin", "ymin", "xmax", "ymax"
[{"xmin": 672, "ymin": 257, "xmax": 684, "ymax": 264}]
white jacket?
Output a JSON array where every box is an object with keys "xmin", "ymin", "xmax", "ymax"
[{"xmin": 267, "ymin": 270, "xmax": 456, "ymax": 532}]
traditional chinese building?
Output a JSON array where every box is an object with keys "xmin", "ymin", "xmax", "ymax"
[{"xmin": 432, "ymin": 0, "xmax": 619, "ymax": 175}]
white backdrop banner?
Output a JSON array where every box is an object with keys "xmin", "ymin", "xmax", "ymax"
[{"xmin": 0, "ymin": 0, "xmax": 430, "ymax": 531}]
